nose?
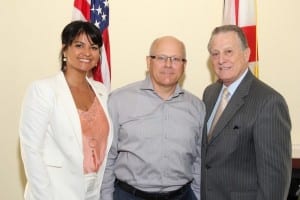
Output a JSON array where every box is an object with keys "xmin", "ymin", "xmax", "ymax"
[
  {"xmin": 165, "ymin": 57, "xmax": 172, "ymax": 67},
  {"xmin": 218, "ymin": 53, "xmax": 225, "ymax": 65},
  {"xmin": 83, "ymin": 47, "xmax": 92, "ymax": 56}
]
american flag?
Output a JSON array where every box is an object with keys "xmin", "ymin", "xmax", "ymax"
[
  {"xmin": 223, "ymin": 0, "xmax": 259, "ymax": 77},
  {"xmin": 73, "ymin": 0, "xmax": 111, "ymax": 90}
]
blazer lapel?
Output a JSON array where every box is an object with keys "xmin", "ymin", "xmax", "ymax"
[{"xmin": 55, "ymin": 72, "xmax": 83, "ymax": 152}]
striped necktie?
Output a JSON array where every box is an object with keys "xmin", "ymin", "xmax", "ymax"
[{"xmin": 207, "ymin": 88, "xmax": 230, "ymax": 141}]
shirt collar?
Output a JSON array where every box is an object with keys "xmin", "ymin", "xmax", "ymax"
[
  {"xmin": 225, "ymin": 68, "xmax": 249, "ymax": 96},
  {"xmin": 140, "ymin": 74, "xmax": 184, "ymax": 99}
]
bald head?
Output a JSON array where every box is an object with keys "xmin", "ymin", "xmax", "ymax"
[{"xmin": 149, "ymin": 36, "xmax": 186, "ymax": 58}]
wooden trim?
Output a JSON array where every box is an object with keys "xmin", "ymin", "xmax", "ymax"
[{"xmin": 292, "ymin": 158, "xmax": 300, "ymax": 169}]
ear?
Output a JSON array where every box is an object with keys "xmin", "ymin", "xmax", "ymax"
[
  {"xmin": 244, "ymin": 47, "xmax": 251, "ymax": 62},
  {"xmin": 62, "ymin": 44, "xmax": 67, "ymax": 57},
  {"xmin": 183, "ymin": 60, "xmax": 187, "ymax": 71},
  {"xmin": 146, "ymin": 56, "xmax": 151, "ymax": 70}
]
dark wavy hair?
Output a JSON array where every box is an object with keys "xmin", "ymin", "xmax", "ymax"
[{"xmin": 60, "ymin": 20, "xmax": 103, "ymax": 71}]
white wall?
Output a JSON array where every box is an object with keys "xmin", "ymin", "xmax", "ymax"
[{"xmin": 1, "ymin": 0, "xmax": 299, "ymax": 199}]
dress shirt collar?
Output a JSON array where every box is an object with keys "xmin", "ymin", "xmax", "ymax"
[
  {"xmin": 140, "ymin": 74, "xmax": 184, "ymax": 99},
  {"xmin": 225, "ymin": 68, "xmax": 249, "ymax": 97}
]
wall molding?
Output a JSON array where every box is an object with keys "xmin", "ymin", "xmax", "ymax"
[{"xmin": 293, "ymin": 144, "xmax": 300, "ymax": 159}]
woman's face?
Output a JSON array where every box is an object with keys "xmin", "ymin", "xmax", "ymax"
[{"xmin": 63, "ymin": 33, "xmax": 101, "ymax": 73}]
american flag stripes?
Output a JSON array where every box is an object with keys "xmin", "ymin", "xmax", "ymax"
[{"xmin": 73, "ymin": 0, "xmax": 111, "ymax": 90}]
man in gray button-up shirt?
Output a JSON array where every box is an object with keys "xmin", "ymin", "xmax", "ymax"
[{"xmin": 101, "ymin": 36, "xmax": 205, "ymax": 200}]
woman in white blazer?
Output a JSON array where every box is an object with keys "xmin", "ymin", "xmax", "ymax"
[{"xmin": 19, "ymin": 21, "xmax": 113, "ymax": 200}]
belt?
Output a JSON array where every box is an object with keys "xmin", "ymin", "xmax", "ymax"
[{"xmin": 115, "ymin": 179, "xmax": 191, "ymax": 200}]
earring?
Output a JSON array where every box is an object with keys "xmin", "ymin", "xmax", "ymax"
[{"xmin": 63, "ymin": 57, "xmax": 67, "ymax": 62}]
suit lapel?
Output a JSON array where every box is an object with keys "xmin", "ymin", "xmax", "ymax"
[
  {"xmin": 204, "ymin": 80, "xmax": 223, "ymax": 123},
  {"xmin": 209, "ymin": 71, "xmax": 254, "ymax": 143},
  {"xmin": 209, "ymin": 95, "xmax": 245, "ymax": 142},
  {"xmin": 55, "ymin": 72, "xmax": 83, "ymax": 152},
  {"xmin": 202, "ymin": 82, "xmax": 222, "ymax": 144}
]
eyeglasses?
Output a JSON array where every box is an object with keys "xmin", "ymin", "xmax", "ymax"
[{"xmin": 149, "ymin": 55, "xmax": 186, "ymax": 65}]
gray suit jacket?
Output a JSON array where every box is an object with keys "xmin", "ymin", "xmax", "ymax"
[{"xmin": 201, "ymin": 70, "xmax": 292, "ymax": 200}]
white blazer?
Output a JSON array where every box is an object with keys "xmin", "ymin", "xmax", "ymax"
[{"xmin": 19, "ymin": 72, "xmax": 113, "ymax": 200}]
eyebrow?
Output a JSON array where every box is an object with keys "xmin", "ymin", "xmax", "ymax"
[{"xmin": 73, "ymin": 40, "xmax": 97, "ymax": 46}]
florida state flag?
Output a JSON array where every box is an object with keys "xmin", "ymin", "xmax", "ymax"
[{"xmin": 223, "ymin": 0, "xmax": 259, "ymax": 77}]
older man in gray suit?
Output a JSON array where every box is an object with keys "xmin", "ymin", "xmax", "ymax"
[{"xmin": 201, "ymin": 24, "xmax": 292, "ymax": 200}]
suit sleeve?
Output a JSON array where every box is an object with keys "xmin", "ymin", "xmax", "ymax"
[
  {"xmin": 254, "ymin": 94, "xmax": 291, "ymax": 200},
  {"xmin": 100, "ymin": 94, "xmax": 119, "ymax": 200},
  {"xmin": 19, "ymin": 82, "xmax": 54, "ymax": 200}
]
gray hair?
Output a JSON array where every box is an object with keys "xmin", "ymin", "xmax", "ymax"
[{"xmin": 207, "ymin": 24, "xmax": 249, "ymax": 51}]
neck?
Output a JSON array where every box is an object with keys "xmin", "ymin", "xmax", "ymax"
[{"xmin": 64, "ymin": 70, "xmax": 88, "ymax": 88}]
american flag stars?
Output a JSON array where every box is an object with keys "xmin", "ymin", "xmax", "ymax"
[{"xmin": 90, "ymin": 0, "xmax": 109, "ymax": 32}]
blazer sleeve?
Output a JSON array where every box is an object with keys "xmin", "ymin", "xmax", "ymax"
[
  {"xmin": 254, "ymin": 93, "xmax": 291, "ymax": 200},
  {"xmin": 19, "ymin": 81, "xmax": 55, "ymax": 200}
]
